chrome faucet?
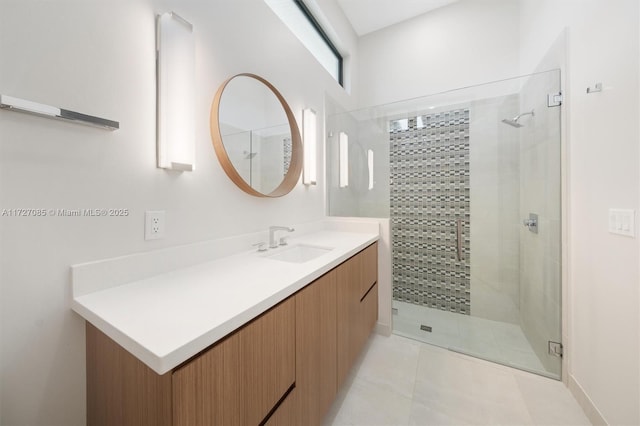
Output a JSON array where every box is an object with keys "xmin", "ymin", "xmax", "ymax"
[{"xmin": 269, "ymin": 226, "xmax": 294, "ymax": 248}]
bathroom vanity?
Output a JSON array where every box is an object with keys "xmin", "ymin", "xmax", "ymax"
[{"xmin": 72, "ymin": 227, "xmax": 379, "ymax": 426}]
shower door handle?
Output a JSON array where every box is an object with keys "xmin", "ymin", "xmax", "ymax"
[
  {"xmin": 523, "ymin": 213, "xmax": 539, "ymax": 234},
  {"xmin": 456, "ymin": 219, "xmax": 464, "ymax": 261}
]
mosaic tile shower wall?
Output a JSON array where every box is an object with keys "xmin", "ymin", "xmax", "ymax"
[
  {"xmin": 390, "ymin": 109, "xmax": 471, "ymax": 314},
  {"xmin": 283, "ymin": 137, "xmax": 292, "ymax": 175}
]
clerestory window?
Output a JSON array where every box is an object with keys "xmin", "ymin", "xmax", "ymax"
[{"xmin": 265, "ymin": 0, "xmax": 344, "ymax": 86}]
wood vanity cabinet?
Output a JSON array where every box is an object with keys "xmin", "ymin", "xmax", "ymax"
[
  {"xmin": 86, "ymin": 242, "xmax": 377, "ymax": 426},
  {"xmin": 295, "ymin": 268, "xmax": 338, "ymax": 426},
  {"xmin": 296, "ymin": 242, "xmax": 378, "ymax": 424},
  {"xmin": 87, "ymin": 297, "xmax": 295, "ymax": 426},
  {"xmin": 336, "ymin": 242, "xmax": 378, "ymax": 388}
]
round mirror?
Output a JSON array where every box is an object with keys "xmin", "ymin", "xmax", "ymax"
[{"xmin": 210, "ymin": 74, "xmax": 302, "ymax": 197}]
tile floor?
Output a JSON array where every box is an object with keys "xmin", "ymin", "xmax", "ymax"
[
  {"xmin": 324, "ymin": 334, "xmax": 590, "ymax": 426},
  {"xmin": 392, "ymin": 301, "xmax": 557, "ymax": 378}
]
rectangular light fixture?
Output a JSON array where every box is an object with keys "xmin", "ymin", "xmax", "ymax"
[
  {"xmin": 302, "ymin": 108, "xmax": 317, "ymax": 185},
  {"xmin": 367, "ymin": 149, "xmax": 374, "ymax": 190},
  {"xmin": 339, "ymin": 131, "xmax": 349, "ymax": 188},
  {"xmin": 157, "ymin": 12, "xmax": 195, "ymax": 172}
]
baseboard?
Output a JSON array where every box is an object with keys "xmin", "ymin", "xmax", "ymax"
[
  {"xmin": 568, "ymin": 375, "xmax": 607, "ymax": 425},
  {"xmin": 375, "ymin": 322, "xmax": 391, "ymax": 336}
]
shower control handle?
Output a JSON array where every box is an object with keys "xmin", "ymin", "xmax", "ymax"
[{"xmin": 523, "ymin": 213, "xmax": 539, "ymax": 234}]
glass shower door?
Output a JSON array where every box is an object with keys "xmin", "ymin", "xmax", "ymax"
[{"xmin": 327, "ymin": 70, "xmax": 562, "ymax": 379}]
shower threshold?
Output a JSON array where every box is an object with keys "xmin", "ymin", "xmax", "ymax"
[{"xmin": 392, "ymin": 300, "xmax": 560, "ymax": 380}]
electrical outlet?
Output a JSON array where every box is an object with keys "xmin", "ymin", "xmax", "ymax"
[{"xmin": 145, "ymin": 210, "xmax": 166, "ymax": 240}]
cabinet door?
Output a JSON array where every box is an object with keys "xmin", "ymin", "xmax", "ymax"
[
  {"xmin": 359, "ymin": 282, "xmax": 379, "ymax": 348},
  {"xmin": 296, "ymin": 270, "xmax": 337, "ymax": 426},
  {"xmin": 360, "ymin": 242, "xmax": 378, "ymax": 299},
  {"xmin": 336, "ymin": 243, "xmax": 379, "ymax": 388},
  {"xmin": 225, "ymin": 297, "xmax": 296, "ymax": 426},
  {"xmin": 264, "ymin": 388, "xmax": 298, "ymax": 426},
  {"xmin": 336, "ymin": 251, "xmax": 361, "ymax": 387},
  {"xmin": 86, "ymin": 324, "xmax": 172, "ymax": 426},
  {"xmin": 172, "ymin": 341, "xmax": 225, "ymax": 426},
  {"xmin": 172, "ymin": 297, "xmax": 295, "ymax": 426}
]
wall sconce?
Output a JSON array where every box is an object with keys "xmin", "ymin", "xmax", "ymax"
[
  {"xmin": 156, "ymin": 12, "xmax": 195, "ymax": 171},
  {"xmin": 367, "ymin": 149, "xmax": 374, "ymax": 190},
  {"xmin": 339, "ymin": 131, "xmax": 349, "ymax": 188},
  {"xmin": 302, "ymin": 108, "xmax": 317, "ymax": 185}
]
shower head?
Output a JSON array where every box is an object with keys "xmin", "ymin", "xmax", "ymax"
[
  {"xmin": 502, "ymin": 110, "xmax": 534, "ymax": 128},
  {"xmin": 502, "ymin": 118, "xmax": 524, "ymax": 128},
  {"xmin": 243, "ymin": 150, "xmax": 257, "ymax": 159}
]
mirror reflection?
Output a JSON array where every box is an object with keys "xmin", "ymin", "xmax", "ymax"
[{"xmin": 218, "ymin": 76, "xmax": 293, "ymax": 194}]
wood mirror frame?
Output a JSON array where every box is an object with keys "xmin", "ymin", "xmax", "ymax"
[{"xmin": 210, "ymin": 73, "xmax": 303, "ymax": 198}]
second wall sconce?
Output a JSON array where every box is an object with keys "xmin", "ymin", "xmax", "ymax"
[
  {"xmin": 367, "ymin": 149, "xmax": 374, "ymax": 190},
  {"xmin": 339, "ymin": 131, "xmax": 349, "ymax": 188},
  {"xmin": 156, "ymin": 12, "xmax": 195, "ymax": 172},
  {"xmin": 302, "ymin": 108, "xmax": 317, "ymax": 185}
]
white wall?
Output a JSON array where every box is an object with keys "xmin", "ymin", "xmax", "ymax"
[
  {"xmin": 0, "ymin": 0, "xmax": 357, "ymax": 424},
  {"xmin": 519, "ymin": 1, "xmax": 640, "ymax": 424},
  {"xmin": 357, "ymin": 0, "xmax": 520, "ymax": 107}
]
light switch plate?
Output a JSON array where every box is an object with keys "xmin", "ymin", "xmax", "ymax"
[{"xmin": 608, "ymin": 209, "xmax": 635, "ymax": 237}]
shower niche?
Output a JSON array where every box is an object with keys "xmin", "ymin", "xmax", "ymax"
[{"xmin": 327, "ymin": 70, "xmax": 562, "ymax": 379}]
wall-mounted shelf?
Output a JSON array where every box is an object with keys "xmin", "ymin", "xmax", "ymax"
[{"xmin": 0, "ymin": 94, "xmax": 119, "ymax": 130}]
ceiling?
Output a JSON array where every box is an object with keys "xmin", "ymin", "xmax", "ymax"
[{"xmin": 336, "ymin": 0, "xmax": 459, "ymax": 36}]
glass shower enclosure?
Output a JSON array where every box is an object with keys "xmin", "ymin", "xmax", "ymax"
[{"xmin": 327, "ymin": 70, "xmax": 562, "ymax": 379}]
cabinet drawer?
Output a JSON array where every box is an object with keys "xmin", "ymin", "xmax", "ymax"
[
  {"xmin": 360, "ymin": 282, "xmax": 378, "ymax": 339},
  {"xmin": 264, "ymin": 387, "xmax": 298, "ymax": 426},
  {"xmin": 360, "ymin": 243, "xmax": 378, "ymax": 299},
  {"xmin": 172, "ymin": 297, "xmax": 295, "ymax": 426}
]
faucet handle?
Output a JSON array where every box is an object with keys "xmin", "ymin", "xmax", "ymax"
[
  {"xmin": 252, "ymin": 242, "xmax": 267, "ymax": 252},
  {"xmin": 279, "ymin": 236, "xmax": 289, "ymax": 246}
]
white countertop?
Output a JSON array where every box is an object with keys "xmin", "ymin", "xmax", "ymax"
[{"xmin": 72, "ymin": 229, "xmax": 378, "ymax": 374}]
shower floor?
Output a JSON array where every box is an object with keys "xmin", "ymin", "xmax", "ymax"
[{"xmin": 392, "ymin": 300, "xmax": 556, "ymax": 378}]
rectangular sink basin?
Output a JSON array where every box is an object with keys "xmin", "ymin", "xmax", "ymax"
[{"xmin": 266, "ymin": 244, "xmax": 333, "ymax": 263}]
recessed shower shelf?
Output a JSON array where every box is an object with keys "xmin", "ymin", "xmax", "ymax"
[{"xmin": 0, "ymin": 94, "xmax": 119, "ymax": 130}]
